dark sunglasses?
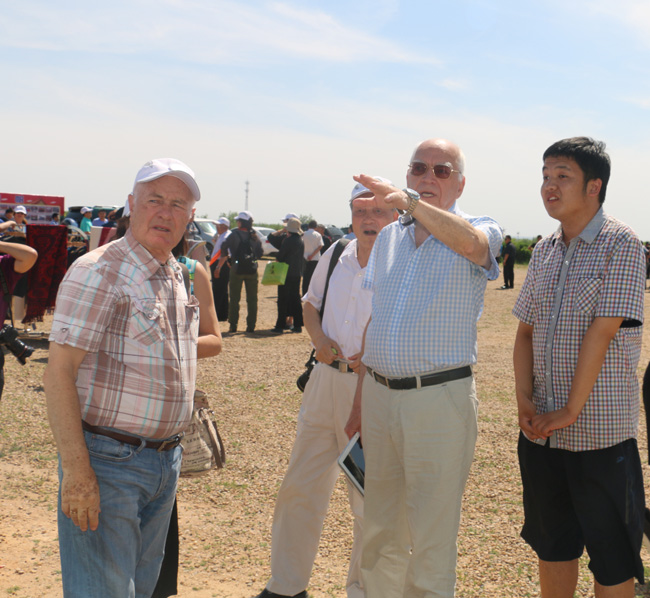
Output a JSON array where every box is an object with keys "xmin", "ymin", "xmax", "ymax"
[{"xmin": 408, "ymin": 161, "xmax": 461, "ymax": 179}]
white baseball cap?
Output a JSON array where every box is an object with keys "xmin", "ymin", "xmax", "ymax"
[
  {"xmin": 350, "ymin": 176, "xmax": 393, "ymax": 203},
  {"xmin": 217, "ymin": 217, "xmax": 230, "ymax": 227},
  {"xmin": 14, "ymin": 205, "xmax": 27, "ymax": 214},
  {"xmin": 236, "ymin": 211, "xmax": 253, "ymax": 222},
  {"xmin": 80, "ymin": 206, "xmax": 92, "ymax": 215},
  {"xmin": 282, "ymin": 212, "xmax": 298, "ymax": 222},
  {"xmin": 133, "ymin": 158, "xmax": 200, "ymax": 201}
]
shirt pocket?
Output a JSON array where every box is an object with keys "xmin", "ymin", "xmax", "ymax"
[
  {"xmin": 186, "ymin": 298, "xmax": 200, "ymax": 343},
  {"xmin": 128, "ymin": 297, "xmax": 166, "ymax": 346},
  {"xmin": 574, "ymin": 277, "xmax": 602, "ymax": 317}
]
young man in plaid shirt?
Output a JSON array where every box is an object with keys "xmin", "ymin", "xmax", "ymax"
[{"xmin": 513, "ymin": 137, "xmax": 646, "ymax": 598}]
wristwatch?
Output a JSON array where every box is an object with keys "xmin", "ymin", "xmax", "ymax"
[{"xmin": 400, "ymin": 188, "xmax": 420, "ymax": 220}]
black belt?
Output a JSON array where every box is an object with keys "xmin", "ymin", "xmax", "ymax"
[
  {"xmin": 323, "ymin": 360, "xmax": 353, "ymax": 373},
  {"xmin": 82, "ymin": 421, "xmax": 183, "ymax": 452},
  {"xmin": 366, "ymin": 365, "xmax": 472, "ymax": 390}
]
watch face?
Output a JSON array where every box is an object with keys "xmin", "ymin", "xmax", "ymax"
[
  {"xmin": 399, "ymin": 188, "xmax": 419, "ymax": 226},
  {"xmin": 404, "ymin": 188, "xmax": 420, "ymax": 200}
]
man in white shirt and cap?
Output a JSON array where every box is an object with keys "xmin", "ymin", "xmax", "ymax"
[
  {"xmin": 302, "ymin": 220, "xmax": 324, "ymax": 296},
  {"xmin": 255, "ymin": 179, "xmax": 397, "ymax": 598}
]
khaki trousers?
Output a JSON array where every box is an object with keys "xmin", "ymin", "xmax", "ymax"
[
  {"xmin": 360, "ymin": 373, "xmax": 478, "ymax": 598},
  {"xmin": 267, "ymin": 364, "xmax": 365, "ymax": 598}
]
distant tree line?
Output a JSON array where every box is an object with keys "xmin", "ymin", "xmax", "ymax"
[{"xmin": 500, "ymin": 237, "xmax": 542, "ymax": 265}]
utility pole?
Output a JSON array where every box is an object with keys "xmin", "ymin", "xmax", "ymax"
[{"xmin": 245, "ymin": 180, "xmax": 249, "ymax": 211}]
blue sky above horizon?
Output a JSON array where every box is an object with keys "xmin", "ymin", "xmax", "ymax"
[{"xmin": 2, "ymin": 0, "xmax": 650, "ymax": 238}]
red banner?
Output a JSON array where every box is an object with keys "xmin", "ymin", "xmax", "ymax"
[{"xmin": 0, "ymin": 192, "xmax": 65, "ymax": 224}]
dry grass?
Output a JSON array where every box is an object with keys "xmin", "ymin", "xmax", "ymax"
[{"xmin": 1, "ymin": 264, "xmax": 650, "ymax": 597}]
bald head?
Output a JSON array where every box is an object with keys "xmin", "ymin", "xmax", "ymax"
[
  {"xmin": 406, "ymin": 138, "xmax": 466, "ymax": 211},
  {"xmin": 410, "ymin": 139, "xmax": 465, "ymax": 174}
]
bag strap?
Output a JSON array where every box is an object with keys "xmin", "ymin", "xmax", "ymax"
[
  {"xmin": 305, "ymin": 238, "xmax": 350, "ymax": 366},
  {"xmin": 319, "ymin": 238, "xmax": 350, "ymax": 319},
  {"xmin": 200, "ymin": 410, "xmax": 226, "ymax": 468}
]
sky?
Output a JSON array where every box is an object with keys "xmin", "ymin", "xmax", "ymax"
[{"xmin": 2, "ymin": 0, "xmax": 650, "ymax": 239}]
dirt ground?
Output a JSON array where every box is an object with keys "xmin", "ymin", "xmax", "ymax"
[{"xmin": 2, "ymin": 264, "xmax": 650, "ymax": 597}]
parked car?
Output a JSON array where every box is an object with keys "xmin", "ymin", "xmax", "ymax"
[
  {"xmin": 187, "ymin": 218, "xmax": 218, "ymax": 255},
  {"xmin": 324, "ymin": 225, "xmax": 344, "ymax": 241},
  {"xmin": 254, "ymin": 226, "xmax": 280, "ymax": 257}
]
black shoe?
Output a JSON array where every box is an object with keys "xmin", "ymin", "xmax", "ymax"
[
  {"xmin": 271, "ymin": 327, "xmax": 284, "ymax": 334},
  {"xmin": 292, "ymin": 327, "xmax": 302, "ymax": 333},
  {"xmin": 499, "ymin": 285, "xmax": 508, "ymax": 290},
  {"xmin": 246, "ymin": 327, "xmax": 255, "ymax": 333},
  {"xmin": 229, "ymin": 325, "xmax": 237, "ymax": 333},
  {"xmin": 254, "ymin": 589, "xmax": 308, "ymax": 598}
]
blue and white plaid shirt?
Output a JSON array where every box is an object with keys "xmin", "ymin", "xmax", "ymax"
[{"xmin": 362, "ymin": 204, "xmax": 503, "ymax": 377}]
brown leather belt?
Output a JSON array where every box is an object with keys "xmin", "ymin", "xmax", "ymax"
[
  {"xmin": 366, "ymin": 365, "xmax": 472, "ymax": 391},
  {"xmin": 82, "ymin": 421, "xmax": 183, "ymax": 452},
  {"xmin": 324, "ymin": 360, "xmax": 353, "ymax": 373}
]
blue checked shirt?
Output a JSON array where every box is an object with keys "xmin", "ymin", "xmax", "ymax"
[
  {"xmin": 362, "ymin": 205, "xmax": 503, "ymax": 377},
  {"xmin": 513, "ymin": 210, "xmax": 645, "ymax": 451}
]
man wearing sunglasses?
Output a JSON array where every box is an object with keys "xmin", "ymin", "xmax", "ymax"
[{"xmin": 345, "ymin": 138, "xmax": 503, "ymax": 597}]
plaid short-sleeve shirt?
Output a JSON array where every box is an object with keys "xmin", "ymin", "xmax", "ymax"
[
  {"xmin": 362, "ymin": 205, "xmax": 503, "ymax": 377},
  {"xmin": 49, "ymin": 229, "xmax": 200, "ymax": 439},
  {"xmin": 513, "ymin": 210, "xmax": 645, "ymax": 451}
]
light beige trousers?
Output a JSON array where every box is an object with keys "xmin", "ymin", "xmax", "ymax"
[
  {"xmin": 267, "ymin": 363, "xmax": 365, "ymax": 598},
  {"xmin": 360, "ymin": 373, "xmax": 478, "ymax": 598}
]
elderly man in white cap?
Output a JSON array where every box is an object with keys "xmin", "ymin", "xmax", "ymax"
[
  {"xmin": 218, "ymin": 210, "xmax": 263, "ymax": 333},
  {"xmin": 44, "ymin": 158, "xmax": 221, "ymax": 598},
  {"xmin": 210, "ymin": 216, "xmax": 232, "ymax": 321},
  {"xmin": 255, "ymin": 179, "xmax": 397, "ymax": 598}
]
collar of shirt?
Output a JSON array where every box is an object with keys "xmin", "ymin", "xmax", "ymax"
[
  {"xmin": 552, "ymin": 207, "xmax": 606, "ymax": 248},
  {"xmin": 124, "ymin": 228, "xmax": 183, "ymax": 285}
]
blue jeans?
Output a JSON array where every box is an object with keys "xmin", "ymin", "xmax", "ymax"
[{"xmin": 58, "ymin": 430, "xmax": 181, "ymax": 598}]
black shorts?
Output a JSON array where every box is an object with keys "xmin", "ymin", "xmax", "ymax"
[{"xmin": 518, "ymin": 433, "xmax": 645, "ymax": 586}]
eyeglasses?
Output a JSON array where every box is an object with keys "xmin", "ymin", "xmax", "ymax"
[{"xmin": 408, "ymin": 161, "xmax": 462, "ymax": 179}]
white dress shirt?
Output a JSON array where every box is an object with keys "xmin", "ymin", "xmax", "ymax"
[
  {"xmin": 303, "ymin": 228, "xmax": 323, "ymax": 261},
  {"xmin": 302, "ymin": 239, "xmax": 371, "ymax": 358}
]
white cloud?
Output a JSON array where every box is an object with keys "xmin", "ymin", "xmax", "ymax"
[
  {"xmin": 0, "ymin": 0, "xmax": 440, "ymax": 65},
  {"xmin": 544, "ymin": 0, "xmax": 650, "ymax": 45},
  {"xmin": 440, "ymin": 78, "xmax": 471, "ymax": 92},
  {"xmin": 619, "ymin": 96, "xmax": 650, "ymax": 110}
]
